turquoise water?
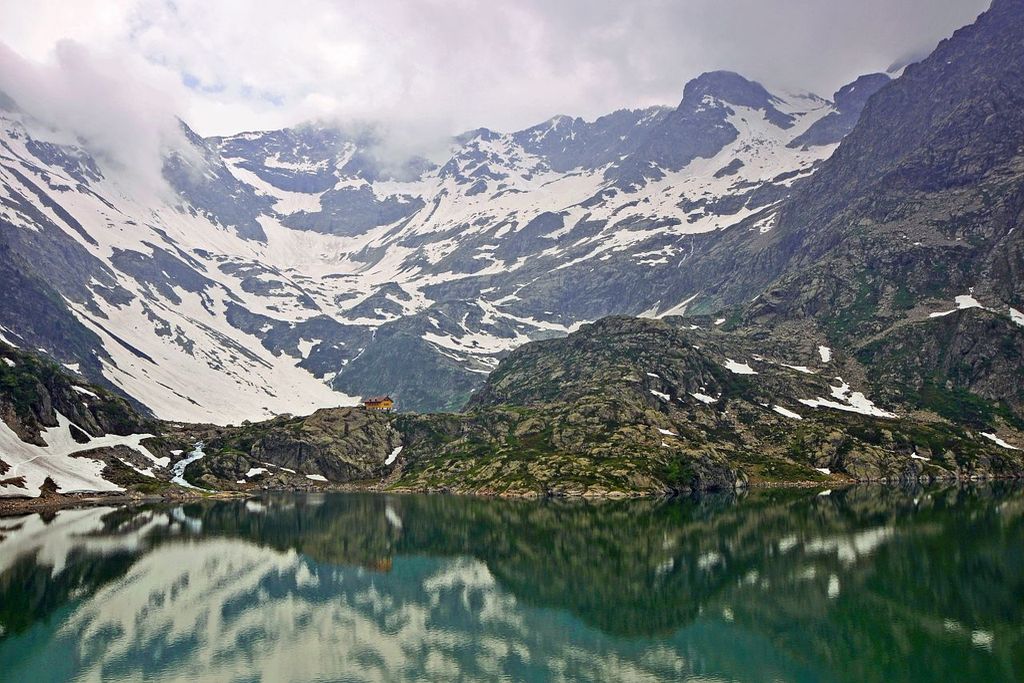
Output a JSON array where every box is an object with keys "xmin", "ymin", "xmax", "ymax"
[{"xmin": 0, "ymin": 486, "xmax": 1021, "ymax": 681}]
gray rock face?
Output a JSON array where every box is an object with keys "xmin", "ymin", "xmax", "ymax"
[
  {"xmin": 187, "ymin": 407, "xmax": 401, "ymax": 488},
  {"xmin": 215, "ymin": 125, "xmax": 355, "ymax": 193},
  {"xmin": 679, "ymin": 71, "xmax": 795, "ymax": 128},
  {"xmin": 25, "ymin": 139, "xmax": 103, "ymax": 184},
  {"xmin": 213, "ymin": 123, "xmax": 432, "ymax": 237},
  {"xmin": 252, "ymin": 409, "xmax": 398, "ymax": 480},
  {"xmin": 331, "ymin": 305, "xmax": 498, "ymax": 413},
  {"xmin": 510, "ymin": 107, "xmax": 669, "ymax": 173},
  {"xmin": 0, "ymin": 195, "xmax": 134, "ymax": 395},
  {"xmin": 579, "ymin": 0, "xmax": 1024, "ymax": 416}
]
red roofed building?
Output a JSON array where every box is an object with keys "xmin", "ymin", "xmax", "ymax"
[{"xmin": 362, "ymin": 395, "xmax": 395, "ymax": 411}]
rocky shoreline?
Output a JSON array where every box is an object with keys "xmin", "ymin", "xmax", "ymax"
[
  {"xmin": 6, "ymin": 471, "xmax": 1022, "ymax": 518},
  {"xmin": 0, "ymin": 489, "xmax": 244, "ymax": 518}
]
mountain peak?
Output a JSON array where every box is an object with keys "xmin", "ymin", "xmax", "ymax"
[
  {"xmin": 679, "ymin": 71, "xmax": 771, "ymax": 109},
  {"xmin": 677, "ymin": 70, "xmax": 794, "ymax": 129},
  {"xmin": 546, "ymin": 114, "xmax": 574, "ymax": 127},
  {"xmin": 454, "ymin": 127, "xmax": 501, "ymax": 146}
]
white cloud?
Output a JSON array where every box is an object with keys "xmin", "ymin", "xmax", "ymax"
[{"xmin": 0, "ymin": 39, "xmax": 189, "ymax": 190}]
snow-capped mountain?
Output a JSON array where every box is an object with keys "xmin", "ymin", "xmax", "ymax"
[{"xmin": 0, "ymin": 70, "xmax": 889, "ymax": 418}]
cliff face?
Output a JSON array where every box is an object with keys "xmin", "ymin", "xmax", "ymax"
[
  {"xmin": 641, "ymin": 0, "xmax": 1024, "ymax": 360},
  {"xmin": 737, "ymin": 0, "xmax": 1024, "ymax": 424}
]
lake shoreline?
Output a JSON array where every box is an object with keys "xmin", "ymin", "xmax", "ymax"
[
  {"xmin": 0, "ymin": 489, "xmax": 247, "ymax": 518},
  {"xmin": 4, "ymin": 472, "xmax": 1016, "ymax": 516}
]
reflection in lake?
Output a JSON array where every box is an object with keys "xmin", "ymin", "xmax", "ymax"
[{"xmin": 0, "ymin": 486, "xmax": 1021, "ymax": 681}]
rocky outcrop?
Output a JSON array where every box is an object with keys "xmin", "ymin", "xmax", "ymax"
[
  {"xmin": 184, "ymin": 407, "xmax": 401, "ymax": 489},
  {"xmin": 0, "ymin": 343, "xmax": 152, "ymax": 445},
  {"xmin": 386, "ymin": 316, "xmax": 1024, "ymax": 494}
]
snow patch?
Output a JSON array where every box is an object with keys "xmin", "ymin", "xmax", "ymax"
[
  {"xmin": 295, "ymin": 338, "xmax": 321, "ymax": 359},
  {"xmin": 930, "ymin": 294, "xmax": 985, "ymax": 318},
  {"xmin": 773, "ymin": 405, "xmax": 803, "ymax": 420},
  {"xmin": 799, "ymin": 379, "xmax": 896, "ymax": 418},
  {"xmin": 305, "ymin": 474, "xmax": 328, "ymax": 482},
  {"xmin": 71, "ymin": 385, "xmax": 99, "ymax": 399},
  {"xmin": 723, "ymin": 359, "xmax": 757, "ymax": 375},
  {"xmin": 657, "ymin": 293, "xmax": 699, "ymax": 318},
  {"xmin": 119, "ymin": 458, "xmax": 155, "ymax": 479},
  {"xmin": 0, "ymin": 413, "xmax": 159, "ymax": 498},
  {"xmin": 781, "ymin": 364, "xmax": 815, "ymax": 374},
  {"xmin": 385, "ymin": 445, "xmax": 403, "ymax": 465},
  {"xmin": 817, "ymin": 346, "xmax": 832, "ymax": 363},
  {"xmin": 955, "ymin": 294, "xmax": 983, "ymax": 310},
  {"xmin": 981, "ymin": 432, "xmax": 1020, "ymax": 450}
]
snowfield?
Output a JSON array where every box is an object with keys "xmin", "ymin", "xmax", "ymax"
[{"xmin": 0, "ymin": 414, "xmax": 161, "ymax": 498}]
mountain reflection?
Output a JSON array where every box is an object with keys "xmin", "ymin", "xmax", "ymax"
[{"xmin": 0, "ymin": 485, "xmax": 1021, "ymax": 682}]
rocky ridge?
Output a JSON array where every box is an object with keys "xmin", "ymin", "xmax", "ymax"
[{"xmin": 7, "ymin": 306, "xmax": 1023, "ymax": 501}]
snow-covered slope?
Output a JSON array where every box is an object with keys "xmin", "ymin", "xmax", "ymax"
[
  {"xmin": 0, "ymin": 413, "xmax": 161, "ymax": 497},
  {"xmin": 0, "ymin": 70, "xmax": 882, "ymax": 417}
]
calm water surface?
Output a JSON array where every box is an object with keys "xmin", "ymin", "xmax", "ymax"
[{"xmin": 0, "ymin": 486, "xmax": 1021, "ymax": 682}]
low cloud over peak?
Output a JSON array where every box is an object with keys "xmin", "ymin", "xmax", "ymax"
[
  {"xmin": 0, "ymin": 40, "xmax": 189, "ymax": 191},
  {"xmin": 0, "ymin": 0, "xmax": 990, "ymax": 169}
]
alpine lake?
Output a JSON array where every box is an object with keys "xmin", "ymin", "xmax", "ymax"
[{"xmin": 0, "ymin": 484, "xmax": 1021, "ymax": 682}]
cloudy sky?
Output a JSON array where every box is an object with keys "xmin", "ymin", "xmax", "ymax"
[{"xmin": 0, "ymin": 0, "xmax": 989, "ymax": 162}]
